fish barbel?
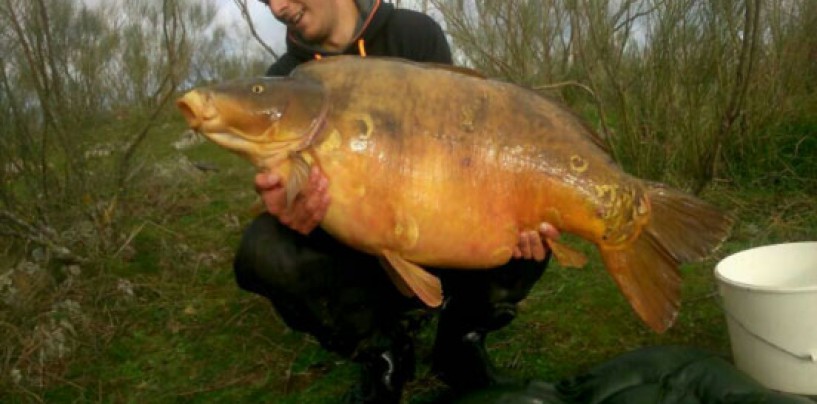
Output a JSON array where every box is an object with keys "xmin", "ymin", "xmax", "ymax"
[{"xmin": 176, "ymin": 56, "xmax": 734, "ymax": 333}]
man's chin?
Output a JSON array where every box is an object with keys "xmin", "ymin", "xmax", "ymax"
[{"xmin": 296, "ymin": 30, "xmax": 324, "ymax": 44}]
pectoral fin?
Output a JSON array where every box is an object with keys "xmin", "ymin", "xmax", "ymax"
[
  {"xmin": 546, "ymin": 239, "xmax": 588, "ymax": 268},
  {"xmin": 382, "ymin": 250, "xmax": 442, "ymax": 307},
  {"xmin": 378, "ymin": 257, "xmax": 414, "ymax": 297},
  {"xmin": 285, "ymin": 151, "xmax": 311, "ymax": 209}
]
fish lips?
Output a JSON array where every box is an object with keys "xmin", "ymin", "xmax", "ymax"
[
  {"xmin": 177, "ymin": 92, "xmax": 251, "ymax": 153},
  {"xmin": 204, "ymin": 131, "xmax": 252, "ymax": 149},
  {"xmin": 176, "ymin": 91, "xmax": 218, "ymax": 131}
]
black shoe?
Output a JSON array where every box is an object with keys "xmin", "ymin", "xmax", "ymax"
[
  {"xmin": 346, "ymin": 336, "xmax": 415, "ymax": 403},
  {"xmin": 432, "ymin": 301, "xmax": 521, "ymax": 393},
  {"xmin": 432, "ymin": 328, "xmax": 520, "ymax": 393}
]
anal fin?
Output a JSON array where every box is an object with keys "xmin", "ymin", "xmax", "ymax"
[
  {"xmin": 382, "ymin": 250, "xmax": 442, "ymax": 307},
  {"xmin": 546, "ymin": 239, "xmax": 588, "ymax": 268}
]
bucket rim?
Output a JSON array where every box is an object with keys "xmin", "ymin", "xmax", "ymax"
[{"xmin": 715, "ymin": 241, "xmax": 817, "ymax": 293}]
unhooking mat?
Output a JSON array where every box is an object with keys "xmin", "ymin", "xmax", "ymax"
[{"xmin": 455, "ymin": 345, "xmax": 815, "ymax": 404}]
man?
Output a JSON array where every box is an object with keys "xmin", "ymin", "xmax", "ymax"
[{"xmin": 235, "ymin": 0, "xmax": 558, "ymax": 402}]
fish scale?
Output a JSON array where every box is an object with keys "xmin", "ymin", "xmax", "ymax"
[{"xmin": 176, "ymin": 56, "xmax": 734, "ymax": 333}]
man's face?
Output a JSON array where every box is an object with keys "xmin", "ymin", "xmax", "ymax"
[{"xmin": 267, "ymin": 0, "xmax": 338, "ymax": 42}]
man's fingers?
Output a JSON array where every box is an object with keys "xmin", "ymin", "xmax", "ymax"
[
  {"xmin": 299, "ymin": 192, "xmax": 323, "ymax": 221},
  {"xmin": 520, "ymin": 231, "xmax": 533, "ymax": 260},
  {"xmin": 315, "ymin": 193, "xmax": 331, "ymax": 221},
  {"xmin": 260, "ymin": 166, "xmax": 329, "ymax": 235},
  {"xmin": 254, "ymin": 172, "xmax": 281, "ymax": 192},
  {"xmin": 529, "ymin": 231, "xmax": 546, "ymax": 261},
  {"xmin": 262, "ymin": 188, "xmax": 287, "ymax": 215},
  {"xmin": 514, "ymin": 229, "xmax": 548, "ymax": 262},
  {"xmin": 520, "ymin": 230, "xmax": 545, "ymax": 261},
  {"xmin": 315, "ymin": 174, "xmax": 328, "ymax": 195},
  {"xmin": 277, "ymin": 209, "xmax": 293, "ymax": 225},
  {"xmin": 256, "ymin": 172, "xmax": 290, "ymax": 216},
  {"xmin": 285, "ymin": 179, "xmax": 330, "ymax": 235},
  {"xmin": 305, "ymin": 166, "xmax": 323, "ymax": 192},
  {"xmin": 512, "ymin": 246, "xmax": 522, "ymax": 259},
  {"xmin": 539, "ymin": 222, "xmax": 560, "ymax": 240}
]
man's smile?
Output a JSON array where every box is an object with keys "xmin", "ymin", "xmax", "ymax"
[{"xmin": 288, "ymin": 9, "xmax": 304, "ymax": 26}]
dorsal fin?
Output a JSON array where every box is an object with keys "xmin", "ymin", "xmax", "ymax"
[
  {"xmin": 426, "ymin": 63, "xmax": 487, "ymax": 79},
  {"xmin": 295, "ymin": 56, "xmax": 488, "ymax": 80},
  {"xmin": 574, "ymin": 114, "xmax": 613, "ymax": 155},
  {"xmin": 533, "ymin": 87, "xmax": 613, "ymax": 155}
]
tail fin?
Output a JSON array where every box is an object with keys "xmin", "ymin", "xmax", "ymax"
[
  {"xmin": 601, "ymin": 183, "xmax": 734, "ymax": 333},
  {"xmin": 645, "ymin": 183, "xmax": 735, "ymax": 263}
]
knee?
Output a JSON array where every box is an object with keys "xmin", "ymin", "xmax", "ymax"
[
  {"xmin": 233, "ymin": 213, "xmax": 300, "ymax": 295},
  {"xmin": 491, "ymin": 256, "xmax": 549, "ymax": 303}
]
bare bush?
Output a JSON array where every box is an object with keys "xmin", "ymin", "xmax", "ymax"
[
  {"xmin": 432, "ymin": 0, "xmax": 817, "ymax": 191},
  {"xmin": 0, "ymin": 0, "xmax": 264, "ymax": 261},
  {"xmin": 0, "ymin": 0, "xmax": 269, "ymax": 393}
]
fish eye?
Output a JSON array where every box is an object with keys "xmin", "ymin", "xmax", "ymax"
[{"xmin": 252, "ymin": 84, "xmax": 264, "ymax": 94}]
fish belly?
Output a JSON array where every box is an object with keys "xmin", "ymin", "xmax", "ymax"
[
  {"xmin": 296, "ymin": 57, "xmax": 621, "ymax": 268},
  {"xmin": 318, "ymin": 151, "xmax": 522, "ymax": 268},
  {"xmin": 313, "ymin": 123, "xmax": 603, "ymax": 269}
]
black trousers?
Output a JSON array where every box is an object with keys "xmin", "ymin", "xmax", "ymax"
[{"xmin": 233, "ymin": 213, "xmax": 548, "ymax": 359}]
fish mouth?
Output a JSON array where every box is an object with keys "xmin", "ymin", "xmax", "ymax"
[
  {"xmin": 203, "ymin": 131, "xmax": 259, "ymax": 154},
  {"xmin": 206, "ymin": 131, "xmax": 293, "ymax": 169},
  {"xmin": 176, "ymin": 92, "xmax": 252, "ymax": 151},
  {"xmin": 206, "ymin": 131, "xmax": 243, "ymax": 144},
  {"xmin": 176, "ymin": 91, "xmax": 216, "ymax": 131},
  {"xmin": 176, "ymin": 90, "xmax": 288, "ymax": 150}
]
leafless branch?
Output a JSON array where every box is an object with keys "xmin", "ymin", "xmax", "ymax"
[
  {"xmin": 533, "ymin": 80, "xmax": 614, "ymax": 147},
  {"xmin": 116, "ymin": 0, "xmax": 184, "ymax": 190},
  {"xmin": 232, "ymin": 0, "xmax": 279, "ymax": 58},
  {"xmin": 0, "ymin": 209, "xmax": 87, "ymax": 264}
]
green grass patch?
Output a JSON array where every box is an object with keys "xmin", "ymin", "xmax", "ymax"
[{"xmin": 2, "ymin": 116, "xmax": 816, "ymax": 403}]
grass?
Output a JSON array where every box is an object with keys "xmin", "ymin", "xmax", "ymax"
[{"xmin": 1, "ymin": 118, "xmax": 816, "ymax": 403}]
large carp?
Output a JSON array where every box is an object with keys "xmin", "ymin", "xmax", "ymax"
[{"xmin": 176, "ymin": 56, "xmax": 733, "ymax": 333}]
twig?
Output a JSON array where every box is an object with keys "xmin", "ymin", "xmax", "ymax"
[
  {"xmin": 698, "ymin": 0, "xmax": 762, "ymax": 194},
  {"xmin": 143, "ymin": 220, "xmax": 183, "ymax": 237},
  {"xmin": 175, "ymin": 365, "xmax": 263, "ymax": 397},
  {"xmin": 113, "ymin": 222, "xmax": 146, "ymax": 258},
  {"xmin": 232, "ymin": 0, "xmax": 279, "ymax": 58},
  {"xmin": 221, "ymin": 302, "xmax": 257, "ymax": 328},
  {"xmin": 0, "ymin": 209, "xmax": 87, "ymax": 264},
  {"xmin": 12, "ymin": 385, "xmax": 45, "ymax": 404},
  {"xmin": 533, "ymin": 80, "xmax": 615, "ymax": 148}
]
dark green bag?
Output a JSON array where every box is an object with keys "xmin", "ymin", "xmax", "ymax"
[{"xmin": 456, "ymin": 346, "xmax": 814, "ymax": 404}]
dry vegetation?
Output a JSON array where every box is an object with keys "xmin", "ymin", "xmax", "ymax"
[
  {"xmin": 435, "ymin": 0, "xmax": 817, "ymax": 191},
  {"xmin": 1, "ymin": 0, "xmax": 815, "ymax": 401}
]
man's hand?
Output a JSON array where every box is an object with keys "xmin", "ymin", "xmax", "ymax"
[
  {"xmin": 254, "ymin": 166, "xmax": 330, "ymax": 235},
  {"xmin": 512, "ymin": 222, "xmax": 560, "ymax": 262}
]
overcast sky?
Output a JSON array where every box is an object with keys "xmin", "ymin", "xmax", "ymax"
[
  {"xmin": 79, "ymin": 0, "xmax": 287, "ymax": 55},
  {"xmin": 211, "ymin": 0, "xmax": 288, "ymax": 54},
  {"xmin": 209, "ymin": 0, "xmax": 437, "ymax": 55},
  {"xmin": 81, "ymin": 0, "xmax": 436, "ymax": 58}
]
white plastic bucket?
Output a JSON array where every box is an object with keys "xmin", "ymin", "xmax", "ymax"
[{"xmin": 715, "ymin": 241, "xmax": 817, "ymax": 395}]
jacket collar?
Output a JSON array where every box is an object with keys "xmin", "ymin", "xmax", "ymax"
[{"xmin": 284, "ymin": 0, "xmax": 392, "ymax": 60}]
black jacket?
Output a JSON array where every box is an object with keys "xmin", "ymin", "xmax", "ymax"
[{"xmin": 265, "ymin": 0, "xmax": 452, "ymax": 76}]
